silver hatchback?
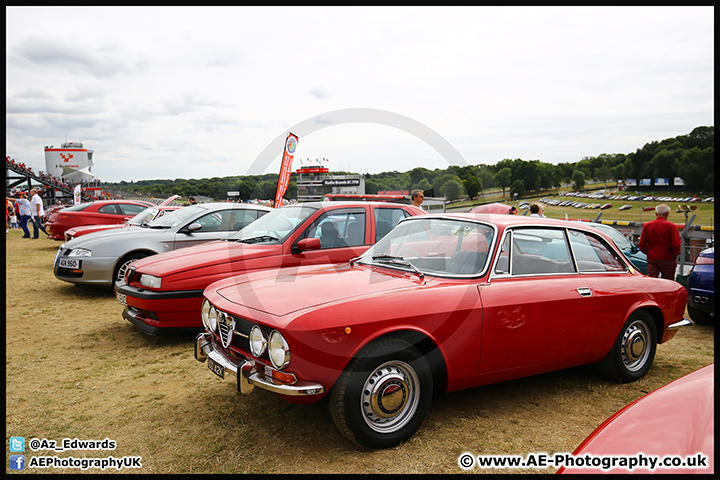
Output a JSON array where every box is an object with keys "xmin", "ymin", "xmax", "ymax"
[{"xmin": 53, "ymin": 203, "xmax": 272, "ymax": 288}]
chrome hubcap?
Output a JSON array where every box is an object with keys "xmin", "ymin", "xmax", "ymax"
[
  {"xmin": 621, "ymin": 320, "xmax": 650, "ymax": 371},
  {"xmin": 361, "ymin": 361, "xmax": 420, "ymax": 433}
]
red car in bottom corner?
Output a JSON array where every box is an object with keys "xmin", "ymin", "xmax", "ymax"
[
  {"xmin": 194, "ymin": 213, "xmax": 690, "ymax": 449},
  {"xmin": 558, "ymin": 363, "xmax": 714, "ymax": 474},
  {"xmin": 115, "ymin": 202, "xmax": 425, "ymax": 334}
]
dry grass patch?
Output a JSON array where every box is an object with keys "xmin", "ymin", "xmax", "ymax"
[{"xmin": 5, "ymin": 230, "xmax": 714, "ymax": 474}]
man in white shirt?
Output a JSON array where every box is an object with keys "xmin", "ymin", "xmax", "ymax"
[{"xmin": 29, "ymin": 188, "xmax": 48, "ymax": 239}]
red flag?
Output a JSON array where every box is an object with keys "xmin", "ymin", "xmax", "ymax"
[{"xmin": 274, "ymin": 133, "xmax": 298, "ymax": 208}]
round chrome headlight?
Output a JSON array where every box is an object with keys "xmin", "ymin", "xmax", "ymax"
[
  {"xmin": 268, "ymin": 330, "xmax": 290, "ymax": 370},
  {"xmin": 248, "ymin": 325, "xmax": 267, "ymax": 357},
  {"xmin": 207, "ymin": 305, "xmax": 218, "ymax": 332},
  {"xmin": 201, "ymin": 299, "xmax": 211, "ymax": 330}
]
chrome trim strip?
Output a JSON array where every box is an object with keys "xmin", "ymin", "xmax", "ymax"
[{"xmin": 667, "ymin": 318, "xmax": 692, "ymax": 331}]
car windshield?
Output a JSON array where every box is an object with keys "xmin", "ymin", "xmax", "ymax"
[
  {"xmin": 228, "ymin": 205, "xmax": 318, "ymax": 243},
  {"xmin": 357, "ymin": 217, "xmax": 496, "ymax": 277},
  {"xmin": 128, "ymin": 207, "xmax": 159, "ymax": 226},
  {"xmin": 146, "ymin": 204, "xmax": 206, "ymax": 228}
]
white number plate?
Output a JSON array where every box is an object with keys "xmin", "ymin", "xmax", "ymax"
[
  {"xmin": 58, "ymin": 258, "xmax": 80, "ymax": 269},
  {"xmin": 116, "ymin": 292, "xmax": 127, "ymax": 307}
]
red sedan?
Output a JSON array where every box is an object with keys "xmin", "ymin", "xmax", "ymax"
[
  {"xmin": 46, "ymin": 199, "xmax": 155, "ymax": 240},
  {"xmin": 194, "ymin": 213, "xmax": 690, "ymax": 449},
  {"xmin": 115, "ymin": 202, "xmax": 425, "ymax": 334}
]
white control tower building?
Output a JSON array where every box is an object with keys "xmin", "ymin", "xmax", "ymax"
[{"xmin": 44, "ymin": 142, "xmax": 96, "ymax": 182}]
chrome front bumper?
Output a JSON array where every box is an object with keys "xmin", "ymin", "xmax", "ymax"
[{"xmin": 194, "ymin": 332, "xmax": 325, "ymax": 397}]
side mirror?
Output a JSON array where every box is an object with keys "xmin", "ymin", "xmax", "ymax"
[
  {"xmin": 295, "ymin": 237, "xmax": 321, "ymax": 252},
  {"xmin": 182, "ymin": 222, "xmax": 202, "ymax": 234},
  {"xmin": 630, "ymin": 244, "xmax": 639, "ymax": 253}
]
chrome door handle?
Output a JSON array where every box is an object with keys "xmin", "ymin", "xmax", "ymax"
[{"xmin": 577, "ymin": 287, "xmax": 592, "ymax": 297}]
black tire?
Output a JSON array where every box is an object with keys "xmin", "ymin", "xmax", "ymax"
[
  {"xmin": 113, "ymin": 253, "xmax": 148, "ymax": 287},
  {"xmin": 687, "ymin": 304, "xmax": 714, "ymax": 326},
  {"xmin": 599, "ymin": 311, "xmax": 657, "ymax": 383},
  {"xmin": 329, "ymin": 338, "xmax": 433, "ymax": 449}
]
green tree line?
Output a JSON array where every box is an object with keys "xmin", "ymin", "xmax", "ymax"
[{"xmin": 106, "ymin": 126, "xmax": 713, "ymax": 201}]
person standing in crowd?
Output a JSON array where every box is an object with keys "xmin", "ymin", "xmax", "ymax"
[
  {"xmin": 508, "ymin": 206, "xmax": 518, "ymax": 214},
  {"xmin": 638, "ymin": 204, "xmax": 681, "ymax": 279},
  {"xmin": 29, "ymin": 188, "xmax": 48, "ymax": 239},
  {"xmin": 411, "ymin": 189, "xmax": 424, "ymax": 208},
  {"xmin": 13, "ymin": 193, "xmax": 32, "ymax": 238}
]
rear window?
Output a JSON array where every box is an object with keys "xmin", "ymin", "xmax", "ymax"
[{"xmin": 58, "ymin": 203, "xmax": 94, "ymax": 212}]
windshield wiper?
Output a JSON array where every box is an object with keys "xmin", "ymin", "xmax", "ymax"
[
  {"xmin": 371, "ymin": 254, "xmax": 425, "ymax": 279},
  {"xmin": 232, "ymin": 235, "xmax": 279, "ymax": 244}
]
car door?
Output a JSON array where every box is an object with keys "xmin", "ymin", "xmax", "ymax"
[
  {"xmin": 172, "ymin": 208, "xmax": 247, "ymax": 250},
  {"xmin": 479, "ymin": 227, "xmax": 597, "ymax": 373},
  {"xmin": 283, "ymin": 207, "xmax": 370, "ymax": 268},
  {"xmin": 96, "ymin": 203, "xmax": 130, "ymax": 224}
]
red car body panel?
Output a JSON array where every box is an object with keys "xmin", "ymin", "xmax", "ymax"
[
  {"xmin": 558, "ymin": 363, "xmax": 714, "ymax": 474},
  {"xmin": 45, "ymin": 200, "xmax": 154, "ymax": 240},
  {"xmin": 116, "ymin": 202, "xmax": 425, "ymax": 333}
]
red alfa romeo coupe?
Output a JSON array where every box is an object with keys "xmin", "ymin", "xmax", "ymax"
[{"xmin": 194, "ymin": 213, "xmax": 690, "ymax": 449}]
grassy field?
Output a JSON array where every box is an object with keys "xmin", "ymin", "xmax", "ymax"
[{"xmin": 4, "ymin": 229, "xmax": 714, "ymax": 474}]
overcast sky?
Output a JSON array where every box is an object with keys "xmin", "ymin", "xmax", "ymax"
[{"xmin": 6, "ymin": 6, "xmax": 714, "ymax": 183}]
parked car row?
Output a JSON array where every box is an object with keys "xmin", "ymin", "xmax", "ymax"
[
  {"xmin": 50, "ymin": 201, "xmax": 703, "ymax": 454},
  {"xmin": 561, "ymin": 191, "xmax": 713, "ymax": 203}
]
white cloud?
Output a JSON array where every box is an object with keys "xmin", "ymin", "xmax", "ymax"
[{"xmin": 6, "ymin": 6, "xmax": 714, "ymax": 183}]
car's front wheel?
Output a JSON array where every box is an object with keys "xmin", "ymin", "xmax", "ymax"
[
  {"xmin": 113, "ymin": 253, "xmax": 149, "ymax": 287},
  {"xmin": 330, "ymin": 338, "xmax": 432, "ymax": 449},
  {"xmin": 599, "ymin": 311, "xmax": 657, "ymax": 383}
]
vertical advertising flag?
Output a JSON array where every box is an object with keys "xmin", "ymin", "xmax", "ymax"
[
  {"xmin": 274, "ymin": 133, "xmax": 298, "ymax": 208},
  {"xmin": 73, "ymin": 183, "xmax": 82, "ymax": 205}
]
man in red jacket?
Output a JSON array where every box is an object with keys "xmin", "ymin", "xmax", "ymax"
[{"xmin": 638, "ymin": 204, "xmax": 681, "ymax": 279}]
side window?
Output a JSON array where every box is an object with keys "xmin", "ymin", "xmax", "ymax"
[
  {"xmin": 568, "ymin": 230, "xmax": 627, "ymax": 273},
  {"xmin": 511, "ymin": 228, "xmax": 574, "ymax": 275},
  {"xmin": 230, "ymin": 209, "xmax": 265, "ymax": 231},
  {"xmin": 300, "ymin": 210, "xmax": 366, "ymax": 249},
  {"xmin": 494, "ymin": 234, "xmax": 511, "ymax": 275},
  {"xmin": 98, "ymin": 204, "xmax": 120, "ymax": 214},
  {"xmin": 374, "ymin": 208, "xmax": 408, "ymax": 242},
  {"xmin": 119, "ymin": 204, "xmax": 148, "ymax": 216},
  {"xmin": 194, "ymin": 211, "xmax": 230, "ymax": 231}
]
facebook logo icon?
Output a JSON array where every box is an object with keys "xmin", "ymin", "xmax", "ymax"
[{"xmin": 10, "ymin": 455, "xmax": 25, "ymax": 470}]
